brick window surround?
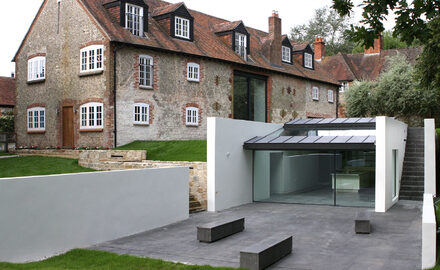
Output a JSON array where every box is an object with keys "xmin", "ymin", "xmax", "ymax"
[{"xmin": 182, "ymin": 103, "xmax": 202, "ymax": 127}]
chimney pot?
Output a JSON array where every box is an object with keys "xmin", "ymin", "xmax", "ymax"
[{"xmin": 272, "ymin": 10, "xmax": 279, "ymax": 17}]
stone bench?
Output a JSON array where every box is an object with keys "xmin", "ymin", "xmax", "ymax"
[
  {"xmin": 240, "ymin": 234, "xmax": 292, "ymax": 270},
  {"xmin": 197, "ymin": 217, "xmax": 244, "ymax": 243},
  {"xmin": 355, "ymin": 211, "xmax": 372, "ymax": 234}
]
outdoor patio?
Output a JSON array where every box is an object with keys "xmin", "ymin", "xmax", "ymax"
[{"xmin": 91, "ymin": 201, "xmax": 422, "ymax": 270}]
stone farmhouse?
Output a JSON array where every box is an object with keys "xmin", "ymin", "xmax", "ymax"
[
  {"xmin": 14, "ymin": 0, "xmax": 340, "ymax": 148},
  {"xmin": 0, "ymin": 77, "xmax": 15, "ymax": 116},
  {"xmin": 318, "ymin": 36, "xmax": 422, "ymax": 116}
]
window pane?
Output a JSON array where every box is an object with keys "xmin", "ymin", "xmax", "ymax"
[
  {"xmin": 89, "ymin": 106, "xmax": 94, "ymax": 126},
  {"xmin": 28, "ymin": 111, "xmax": 33, "ymax": 129},
  {"xmin": 81, "ymin": 107, "xmax": 87, "ymax": 127},
  {"xmin": 40, "ymin": 110, "xmax": 45, "ymax": 128}
]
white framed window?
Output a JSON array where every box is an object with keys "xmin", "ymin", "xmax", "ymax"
[
  {"xmin": 125, "ymin": 3, "xmax": 143, "ymax": 36},
  {"xmin": 312, "ymin": 87, "xmax": 319, "ymax": 101},
  {"xmin": 133, "ymin": 103, "xmax": 149, "ymax": 125},
  {"xmin": 187, "ymin": 63, "xmax": 200, "ymax": 82},
  {"xmin": 340, "ymin": 81, "xmax": 349, "ymax": 93},
  {"xmin": 139, "ymin": 55, "xmax": 153, "ymax": 88},
  {"xmin": 235, "ymin": 33, "xmax": 247, "ymax": 60},
  {"xmin": 282, "ymin": 46, "xmax": 291, "ymax": 63},
  {"xmin": 27, "ymin": 107, "xmax": 45, "ymax": 132},
  {"xmin": 186, "ymin": 107, "xmax": 199, "ymax": 126},
  {"xmin": 175, "ymin": 16, "xmax": 190, "ymax": 39},
  {"xmin": 328, "ymin": 89, "xmax": 334, "ymax": 103},
  {"xmin": 304, "ymin": 52, "xmax": 313, "ymax": 69},
  {"xmin": 80, "ymin": 45, "xmax": 104, "ymax": 73},
  {"xmin": 80, "ymin": 102, "xmax": 103, "ymax": 130},
  {"xmin": 27, "ymin": 56, "xmax": 46, "ymax": 82}
]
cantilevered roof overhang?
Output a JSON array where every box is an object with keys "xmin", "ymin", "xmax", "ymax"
[
  {"xmin": 244, "ymin": 135, "xmax": 376, "ymax": 151},
  {"xmin": 244, "ymin": 117, "xmax": 377, "ymax": 151},
  {"xmin": 284, "ymin": 117, "xmax": 376, "ymax": 130}
]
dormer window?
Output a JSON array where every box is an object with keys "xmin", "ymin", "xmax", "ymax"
[
  {"xmin": 304, "ymin": 53, "xmax": 313, "ymax": 69},
  {"xmin": 235, "ymin": 33, "xmax": 247, "ymax": 60},
  {"xmin": 282, "ymin": 46, "xmax": 291, "ymax": 63},
  {"xmin": 125, "ymin": 3, "xmax": 144, "ymax": 36},
  {"xmin": 175, "ymin": 16, "xmax": 190, "ymax": 39}
]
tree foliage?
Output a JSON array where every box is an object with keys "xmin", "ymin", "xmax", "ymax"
[
  {"xmin": 351, "ymin": 30, "xmax": 418, "ymax": 53},
  {"xmin": 332, "ymin": 0, "xmax": 440, "ymax": 47},
  {"xmin": 345, "ymin": 55, "xmax": 439, "ymax": 120},
  {"xmin": 0, "ymin": 111, "xmax": 14, "ymax": 133},
  {"xmin": 289, "ymin": 6, "xmax": 355, "ymax": 56}
]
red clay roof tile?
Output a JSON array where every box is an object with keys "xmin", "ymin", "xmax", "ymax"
[
  {"xmin": 0, "ymin": 77, "xmax": 15, "ymax": 107},
  {"xmin": 81, "ymin": 0, "xmax": 339, "ymax": 85}
]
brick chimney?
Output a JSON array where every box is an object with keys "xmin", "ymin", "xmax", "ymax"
[
  {"xmin": 268, "ymin": 10, "xmax": 282, "ymax": 66},
  {"xmin": 364, "ymin": 35, "xmax": 383, "ymax": 55},
  {"xmin": 314, "ymin": 37, "xmax": 325, "ymax": 61}
]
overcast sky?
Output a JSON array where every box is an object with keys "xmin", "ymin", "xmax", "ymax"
[{"xmin": 0, "ymin": 0, "xmax": 396, "ymax": 77}]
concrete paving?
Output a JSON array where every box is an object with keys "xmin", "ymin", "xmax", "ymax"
[{"xmin": 91, "ymin": 201, "xmax": 422, "ymax": 270}]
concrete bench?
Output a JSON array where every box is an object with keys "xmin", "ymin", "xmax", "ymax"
[
  {"xmin": 197, "ymin": 217, "xmax": 244, "ymax": 243},
  {"xmin": 355, "ymin": 211, "xmax": 372, "ymax": 234},
  {"xmin": 240, "ymin": 234, "xmax": 292, "ymax": 270}
]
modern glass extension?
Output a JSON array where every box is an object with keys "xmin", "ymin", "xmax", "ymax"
[
  {"xmin": 245, "ymin": 118, "xmax": 377, "ymax": 208},
  {"xmin": 233, "ymin": 71, "xmax": 267, "ymax": 122}
]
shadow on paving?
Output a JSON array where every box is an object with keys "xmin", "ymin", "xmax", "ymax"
[{"xmin": 90, "ymin": 201, "xmax": 422, "ymax": 270}]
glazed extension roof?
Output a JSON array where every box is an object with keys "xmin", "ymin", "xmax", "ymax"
[
  {"xmin": 320, "ymin": 47, "xmax": 423, "ymax": 82},
  {"xmin": 79, "ymin": 0, "xmax": 339, "ymax": 86}
]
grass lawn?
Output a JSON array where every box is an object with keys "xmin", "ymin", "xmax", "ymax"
[
  {"xmin": 0, "ymin": 156, "xmax": 95, "ymax": 178},
  {"xmin": 0, "ymin": 152, "xmax": 15, "ymax": 156},
  {"xmin": 0, "ymin": 249, "xmax": 241, "ymax": 270},
  {"xmin": 116, "ymin": 140, "xmax": 207, "ymax": 162}
]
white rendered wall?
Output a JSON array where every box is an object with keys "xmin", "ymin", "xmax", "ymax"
[
  {"xmin": 0, "ymin": 168, "xmax": 189, "ymax": 263},
  {"xmin": 424, "ymin": 119, "xmax": 436, "ymax": 195},
  {"xmin": 375, "ymin": 116, "xmax": 408, "ymax": 212},
  {"xmin": 422, "ymin": 193, "xmax": 436, "ymax": 269},
  {"xmin": 207, "ymin": 117, "xmax": 282, "ymax": 212}
]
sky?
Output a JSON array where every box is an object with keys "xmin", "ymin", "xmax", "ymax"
[{"xmin": 0, "ymin": 0, "xmax": 397, "ymax": 77}]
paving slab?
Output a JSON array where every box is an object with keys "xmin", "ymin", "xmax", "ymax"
[{"xmin": 90, "ymin": 201, "xmax": 422, "ymax": 270}]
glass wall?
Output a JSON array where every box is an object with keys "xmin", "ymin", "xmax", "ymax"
[
  {"xmin": 233, "ymin": 72, "xmax": 266, "ymax": 122},
  {"xmin": 253, "ymin": 150, "xmax": 375, "ymax": 207}
]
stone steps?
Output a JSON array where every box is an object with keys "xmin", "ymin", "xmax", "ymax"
[{"xmin": 190, "ymin": 195, "xmax": 204, "ymax": 213}]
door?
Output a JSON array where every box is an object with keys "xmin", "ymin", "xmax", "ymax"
[{"xmin": 62, "ymin": 106, "xmax": 74, "ymax": 148}]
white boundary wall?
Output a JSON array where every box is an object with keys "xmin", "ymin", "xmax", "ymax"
[
  {"xmin": 422, "ymin": 193, "xmax": 436, "ymax": 269},
  {"xmin": 425, "ymin": 119, "xmax": 436, "ymax": 195},
  {"xmin": 0, "ymin": 168, "xmax": 189, "ymax": 263},
  {"xmin": 375, "ymin": 116, "xmax": 407, "ymax": 212},
  {"xmin": 207, "ymin": 117, "xmax": 282, "ymax": 212}
]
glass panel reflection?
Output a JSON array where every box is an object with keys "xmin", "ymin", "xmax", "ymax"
[{"xmin": 253, "ymin": 150, "xmax": 375, "ymax": 207}]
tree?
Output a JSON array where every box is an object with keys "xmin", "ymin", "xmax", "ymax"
[
  {"xmin": 351, "ymin": 30, "xmax": 416, "ymax": 53},
  {"xmin": 289, "ymin": 6, "xmax": 354, "ymax": 56},
  {"xmin": 345, "ymin": 55, "xmax": 439, "ymax": 122},
  {"xmin": 332, "ymin": 0, "xmax": 439, "ymax": 47}
]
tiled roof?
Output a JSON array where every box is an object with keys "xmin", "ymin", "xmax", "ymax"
[
  {"xmin": 152, "ymin": 2, "xmax": 183, "ymax": 17},
  {"xmin": 212, "ymin": 21, "xmax": 242, "ymax": 33},
  {"xmin": 80, "ymin": 0, "xmax": 339, "ymax": 86},
  {"xmin": 292, "ymin": 43, "xmax": 309, "ymax": 52},
  {"xmin": 321, "ymin": 47, "xmax": 423, "ymax": 82},
  {"xmin": 0, "ymin": 77, "xmax": 15, "ymax": 107}
]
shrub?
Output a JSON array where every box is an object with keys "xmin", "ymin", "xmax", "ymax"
[{"xmin": 0, "ymin": 111, "xmax": 14, "ymax": 133}]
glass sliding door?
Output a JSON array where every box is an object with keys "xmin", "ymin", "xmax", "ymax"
[
  {"xmin": 253, "ymin": 149, "xmax": 376, "ymax": 208},
  {"xmin": 233, "ymin": 71, "xmax": 267, "ymax": 122}
]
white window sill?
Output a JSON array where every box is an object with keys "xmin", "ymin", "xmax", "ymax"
[
  {"xmin": 312, "ymin": 98, "xmax": 319, "ymax": 101},
  {"xmin": 186, "ymin": 124, "xmax": 198, "ymax": 127},
  {"xmin": 328, "ymin": 101, "xmax": 334, "ymax": 103},
  {"xmin": 27, "ymin": 78, "xmax": 46, "ymax": 84},
  {"xmin": 187, "ymin": 79, "xmax": 200, "ymax": 83},
  {"xmin": 79, "ymin": 69, "xmax": 104, "ymax": 77},
  {"xmin": 139, "ymin": 85, "xmax": 153, "ymax": 90},
  {"xmin": 133, "ymin": 123, "xmax": 150, "ymax": 126}
]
